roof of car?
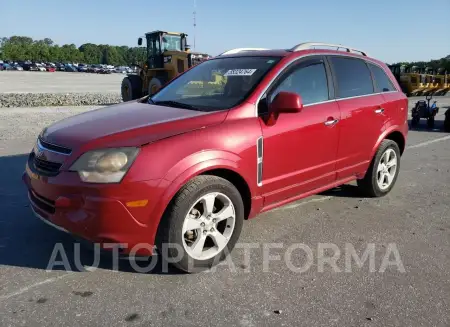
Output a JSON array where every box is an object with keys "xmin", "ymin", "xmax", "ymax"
[
  {"xmin": 217, "ymin": 43, "xmax": 372, "ymax": 60},
  {"xmin": 217, "ymin": 49, "xmax": 292, "ymax": 58}
]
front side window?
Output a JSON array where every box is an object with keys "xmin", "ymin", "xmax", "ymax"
[
  {"xmin": 330, "ymin": 57, "xmax": 374, "ymax": 98},
  {"xmin": 369, "ymin": 63, "xmax": 396, "ymax": 92},
  {"xmin": 270, "ymin": 62, "xmax": 329, "ymax": 105},
  {"xmin": 150, "ymin": 56, "xmax": 281, "ymax": 111}
]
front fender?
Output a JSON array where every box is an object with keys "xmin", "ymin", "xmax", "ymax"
[
  {"xmin": 145, "ymin": 157, "xmax": 256, "ymax": 245},
  {"xmin": 163, "ymin": 150, "xmax": 242, "ymax": 182}
]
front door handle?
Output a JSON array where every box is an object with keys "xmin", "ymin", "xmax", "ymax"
[
  {"xmin": 324, "ymin": 119, "xmax": 339, "ymax": 126},
  {"xmin": 375, "ymin": 108, "xmax": 385, "ymax": 114}
]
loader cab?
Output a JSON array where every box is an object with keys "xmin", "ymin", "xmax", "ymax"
[{"xmin": 138, "ymin": 31, "xmax": 187, "ymax": 69}]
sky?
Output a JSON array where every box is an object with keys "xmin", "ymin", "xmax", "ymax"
[{"xmin": 1, "ymin": 0, "xmax": 449, "ymax": 63}]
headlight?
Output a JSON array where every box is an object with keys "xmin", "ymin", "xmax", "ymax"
[
  {"xmin": 69, "ymin": 147, "xmax": 140, "ymax": 183},
  {"xmin": 164, "ymin": 55, "xmax": 172, "ymax": 63}
]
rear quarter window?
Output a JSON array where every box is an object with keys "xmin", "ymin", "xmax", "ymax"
[
  {"xmin": 368, "ymin": 63, "xmax": 397, "ymax": 92},
  {"xmin": 329, "ymin": 56, "xmax": 374, "ymax": 98}
]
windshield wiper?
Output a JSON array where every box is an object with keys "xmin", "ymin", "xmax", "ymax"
[{"xmin": 153, "ymin": 100, "xmax": 201, "ymax": 111}]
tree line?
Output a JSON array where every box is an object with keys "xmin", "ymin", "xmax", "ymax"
[
  {"xmin": 0, "ymin": 36, "xmax": 146, "ymax": 66},
  {"xmin": 1, "ymin": 35, "xmax": 449, "ymax": 71},
  {"xmin": 393, "ymin": 55, "xmax": 450, "ymax": 72}
]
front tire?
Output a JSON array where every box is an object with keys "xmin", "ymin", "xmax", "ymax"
[
  {"xmin": 121, "ymin": 75, "xmax": 142, "ymax": 102},
  {"xmin": 157, "ymin": 176, "xmax": 244, "ymax": 273},
  {"xmin": 357, "ymin": 140, "xmax": 401, "ymax": 197},
  {"xmin": 148, "ymin": 77, "xmax": 165, "ymax": 96}
]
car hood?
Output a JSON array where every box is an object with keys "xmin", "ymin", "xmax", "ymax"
[{"xmin": 41, "ymin": 101, "xmax": 227, "ymax": 150}]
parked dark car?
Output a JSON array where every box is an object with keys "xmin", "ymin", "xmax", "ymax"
[
  {"xmin": 64, "ymin": 65, "xmax": 78, "ymax": 72},
  {"xmin": 22, "ymin": 63, "xmax": 39, "ymax": 71},
  {"xmin": 77, "ymin": 64, "xmax": 88, "ymax": 72},
  {"xmin": 12, "ymin": 64, "xmax": 24, "ymax": 71},
  {"xmin": 56, "ymin": 63, "xmax": 66, "ymax": 71},
  {"xmin": 98, "ymin": 67, "xmax": 112, "ymax": 74},
  {"xmin": 88, "ymin": 64, "xmax": 101, "ymax": 73},
  {"xmin": 0, "ymin": 63, "xmax": 15, "ymax": 71}
]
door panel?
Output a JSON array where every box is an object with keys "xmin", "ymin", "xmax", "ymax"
[
  {"xmin": 261, "ymin": 101, "xmax": 340, "ymax": 205},
  {"xmin": 380, "ymin": 92, "xmax": 408, "ymax": 128},
  {"xmin": 327, "ymin": 55, "xmax": 387, "ymax": 180},
  {"xmin": 335, "ymin": 95, "xmax": 385, "ymax": 179}
]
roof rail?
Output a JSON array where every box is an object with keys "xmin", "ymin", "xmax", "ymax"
[
  {"xmin": 290, "ymin": 42, "xmax": 368, "ymax": 57},
  {"xmin": 219, "ymin": 48, "xmax": 269, "ymax": 56}
]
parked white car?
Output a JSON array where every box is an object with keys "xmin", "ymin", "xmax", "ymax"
[
  {"xmin": 35, "ymin": 63, "xmax": 47, "ymax": 72},
  {"xmin": 114, "ymin": 66, "xmax": 133, "ymax": 74}
]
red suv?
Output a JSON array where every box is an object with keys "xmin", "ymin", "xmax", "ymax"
[{"xmin": 23, "ymin": 42, "xmax": 408, "ymax": 272}]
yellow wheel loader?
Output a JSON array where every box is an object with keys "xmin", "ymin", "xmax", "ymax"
[
  {"xmin": 121, "ymin": 31, "xmax": 210, "ymax": 102},
  {"xmin": 410, "ymin": 67, "xmax": 435, "ymax": 96},
  {"xmin": 388, "ymin": 64, "xmax": 418, "ymax": 96},
  {"xmin": 433, "ymin": 69, "xmax": 450, "ymax": 96}
]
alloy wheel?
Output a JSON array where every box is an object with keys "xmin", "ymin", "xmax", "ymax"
[
  {"xmin": 376, "ymin": 148, "xmax": 398, "ymax": 190},
  {"xmin": 182, "ymin": 192, "xmax": 236, "ymax": 260}
]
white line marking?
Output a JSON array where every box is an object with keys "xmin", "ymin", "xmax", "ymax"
[
  {"xmin": 0, "ymin": 273, "xmax": 72, "ymax": 301},
  {"xmin": 407, "ymin": 135, "xmax": 450, "ymax": 149},
  {"xmin": 277, "ymin": 196, "xmax": 333, "ymax": 211}
]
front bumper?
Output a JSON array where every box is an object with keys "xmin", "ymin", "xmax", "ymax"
[{"xmin": 23, "ymin": 161, "xmax": 164, "ymax": 256}]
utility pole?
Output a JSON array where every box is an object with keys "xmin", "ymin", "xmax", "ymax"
[{"xmin": 193, "ymin": 0, "xmax": 197, "ymax": 51}]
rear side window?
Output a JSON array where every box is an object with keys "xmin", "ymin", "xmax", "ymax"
[
  {"xmin": 329, "ymin": 57, "xmax": 374, "ymax": 98},
  {"xmin": 368, "ymin": 63, "xmax": 396, "ymax": 92}
]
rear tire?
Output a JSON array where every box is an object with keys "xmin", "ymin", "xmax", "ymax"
[
  {"xmin": 427, "ymin": 116, "xmax": 435, "ymax": 129},
  {"xmin": 121, "ymin": 75, "xmax": 142, "ymax": 102},
  {"xmin": 444, "ymin": 109, "xmax": 450, "ymax": 132},
  {"xmin": 411, "ymin": 116, "xmax": 420, "ymax": 127},
  {"xmin": 357, "ymin": 140, "xmax": 401, "ymax": 197},
  {"xmin": 157, "ymin": 176, "xmax": 244, "ymax": 273}
]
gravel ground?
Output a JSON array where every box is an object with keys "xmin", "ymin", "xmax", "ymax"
[
  {"xmin": 0, "ymin": 93, "xmax": 122, "ymax": 108},
  {"xmin": 0, "ymin": 101, "xmax": 449, "ymax": 326}
]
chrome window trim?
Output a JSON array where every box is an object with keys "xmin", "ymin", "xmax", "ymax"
[
  {"xmin": 254, "ymin": 53, "xmax": 401, "ymax": 116},
  {"xmin": 303, "ymin": 99, "xmax": 337, "ymax": 108},
  {"xmin": 37, "ymin": 139, "xmax": 72, "ymax": 156}
]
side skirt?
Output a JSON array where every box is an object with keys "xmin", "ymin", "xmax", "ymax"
[{"xmin": 260, "ymin": 176, "xmax": 357, "ymax": 213}]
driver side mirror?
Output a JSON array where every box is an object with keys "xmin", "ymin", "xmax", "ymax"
[
  {"xmin": 269, "ymin": 91, "xmax": 303, "ymax": 114},
  {"xmin": 138, "ymin": 37, "xmax": 143, "ymax": 46}
]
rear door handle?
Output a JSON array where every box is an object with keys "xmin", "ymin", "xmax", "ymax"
[
  {"xmin": 324, "ymin": 119, "xmax": 339, "ymax": 126},
  {"xmin": 375, "ymin": 108, "xmax": 385, "ymax": 114}
]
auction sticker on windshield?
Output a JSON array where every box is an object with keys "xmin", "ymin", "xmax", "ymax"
[{"xmin": 224, "ymin": 69, "xmax": 257, "ymax": 76}]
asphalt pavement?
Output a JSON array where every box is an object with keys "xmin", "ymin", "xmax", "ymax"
[
  {"xmin": 0, "ymin": 71, "xmax": 124, "ymax": 94},
  {"xmin": 0, "ymin": 101, "xmax": 449, "ymax": 327}
]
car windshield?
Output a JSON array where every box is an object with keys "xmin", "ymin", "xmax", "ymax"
[{"xmin": 150, "ymin": 56, "xmax": 281, "ymax": 111}]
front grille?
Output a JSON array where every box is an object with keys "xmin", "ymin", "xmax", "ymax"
[
  {"xmin": 38, "ymin": 137, "xmax": 72, "ymax": 155},
  {"xmin": 30, "ymin": 152, "xmax": 62, "ymax": 176},
  {"xmin": 29, "ymin": 191, "xmax": 56, "ymax": 214}
]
